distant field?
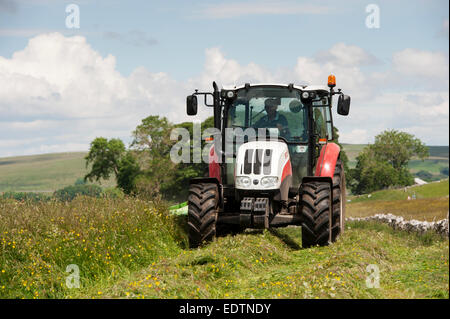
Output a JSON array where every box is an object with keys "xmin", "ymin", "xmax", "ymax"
[
  {"xmin": 342, "ymin": 144, "xmax": 449, "ymax": 181},
  {"xmin": 0, "ymin": 152, "xmax": 115, "ymax": 192}
]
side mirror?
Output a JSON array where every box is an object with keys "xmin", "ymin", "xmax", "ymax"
[
  {"xmin": 186, "ymin": 95, "xmax": 198, "ymax": 116},
  {"xmin": 337, "ymin": 94, "xmax": 350, "ymax": 115}
]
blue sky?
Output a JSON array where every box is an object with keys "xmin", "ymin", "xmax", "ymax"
[{"xmin": 0, "ymin": 0, "xmax": 448, "ymax": 157}]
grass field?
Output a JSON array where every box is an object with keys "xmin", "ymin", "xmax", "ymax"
[
  {"xmin": 0, "ymin": 196, "xmax": 448, "ymax": 299},
  {"xmin": 0, "ymin": 152, "xmax": 115, "ymax": 192},
  {"xmin": 346, "ymin": 180, "xmax": 449, "ymax": 221}
]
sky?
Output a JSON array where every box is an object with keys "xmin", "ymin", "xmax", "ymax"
[{"xmin": 0, "ymin": 0, "xmax": 448, "ymax": 157}]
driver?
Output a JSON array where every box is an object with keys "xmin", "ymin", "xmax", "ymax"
[{"xmin": 254, "ymin": 98, "xmax": 288, "ymax": 133}]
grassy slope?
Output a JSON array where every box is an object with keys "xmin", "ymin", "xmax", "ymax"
[
  {"xmin": 346, "ymin": 180, "xmax": 449, "ymax": 221},
  {"xmin": 0, "ymin": 196, "xmax": 448, "ymax": 299},
  {"xmin": 0, "ymin": 152, "xmax": 115, "ymax": 192}
]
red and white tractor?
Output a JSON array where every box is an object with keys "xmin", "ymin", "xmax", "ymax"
[{"xmin": 186, "ymin": 75, "xmax": 351, "ymax": 248}]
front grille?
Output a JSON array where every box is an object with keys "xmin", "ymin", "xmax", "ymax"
[{"xmin": 242, "ymin": 148, "xmax": 272, "ymax": 175}]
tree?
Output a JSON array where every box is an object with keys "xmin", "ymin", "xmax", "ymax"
[
  {"xmin": 130, "ymin": 116, "xmax": 176, "ymax": 199},
  {"xmin": 116, "ymin": 152, "xmax": 141, "ymax": 194},
  {"xmin": 370, "ymin": 130, "xmax": 428, "ymax": 169},
  {"xmin": 349, "ymin": 130, "xmax": 428, "ymax": 194},
  {"xmin": 84, "ymin": 137, "xmax": 140, "ymax": 194},
  {"xmin": 350, "ymin": 147, "xmax": 408, "ymax": 194},
  {"xmin": 164, "ymin": 116, "xmax": 215, "ymax": 202},
  {"xmin": 84, "ymin": 137, "xmax": 126, "ymax": 181}
]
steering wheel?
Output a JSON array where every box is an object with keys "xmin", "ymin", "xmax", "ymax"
[{"xmin": 280, "ymin": 127, "xmax": 291, "ymax": 140}]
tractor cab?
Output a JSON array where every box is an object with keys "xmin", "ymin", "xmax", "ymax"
[
  {"xmin": 222, "ymin": 84, "xmax": 334, "ymax": 189},
  {"xmin": 186, "ymin": 76, "xmax": 351, "ymax": 249}
]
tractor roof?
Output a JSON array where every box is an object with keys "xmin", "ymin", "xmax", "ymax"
[{"xmin": 221, "ymin": 83, "xmax": 330, "ymax": 93}]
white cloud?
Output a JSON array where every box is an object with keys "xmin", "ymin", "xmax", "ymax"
[
  {"xmin": 338, "ymin": 129, "xmax": 369, "ymax": 145},
  {"xmin": 315, "ymin": 43, "xmax": 378, "ymax": 67},
  {"xmin": 0, "ymin": 33, "xmax": 448, "ymax": 157},
  {"xmin": 295, "ymin": 43, "xmax": 375, "ymax": 98},
  {"xmin": 194, "ymin": 47, "xmax": 275, "ymax": 88},
  {"xmin": 392, "ymin": 48, "xmax": 449, "ymax": 81}
]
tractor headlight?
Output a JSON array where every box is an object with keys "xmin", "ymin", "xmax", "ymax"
[
  {"xmin": 260, "ymin": 176, "xmax": 279, "ymax": 188},
  {"xmin": 301, "ymin": 92, "xmax": 310, "ymax": 99},
  {"xmin": 235, "ymin": 176, "xmax": 251, "ymax": 188}
]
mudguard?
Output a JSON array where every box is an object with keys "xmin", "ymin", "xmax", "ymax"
[
  {"xmin": 189, "ymin": 177, "xmax": 221, "ymax": 185},
  {"xmin": 208, "ymin": 144, "xmax": 221, "ymax": 183},
  {"xmin": 315, "ymin": 142, "xmax": 340, "ymax": 178}
]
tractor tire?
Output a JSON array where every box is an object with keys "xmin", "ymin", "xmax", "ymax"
[
  {"xmin": 300, "ymin": 159, "xmax": 346, "ymax": 248},
  {"xmin": 187, "ymin": 183, "xmax": 219, "ymax": 248}
]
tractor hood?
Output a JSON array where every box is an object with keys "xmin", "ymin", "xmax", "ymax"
[{"xmin": 234, "ymin": 140, "xmax": 292, "ymax": 190}]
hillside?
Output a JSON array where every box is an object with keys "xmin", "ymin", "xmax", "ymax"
[
  {"xmin": 342, "ymin": 144, "xmax": 449, "ymax": 182},
  {"xmin": 0, "ymin": 145, "xmax": 447, "ymax": 192},
  {"xmin": 0, "ymin": 152, "xmax": 115, "ymax": 192},
  {"xmin": 346, "ymin": 180, "xmax": 449, "ymax": 221}
]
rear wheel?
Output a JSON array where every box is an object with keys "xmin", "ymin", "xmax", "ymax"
[
  {"xmin": 333, "ymin": 160, "xmax": 346, "ymax": 241},
  {"xmin": 187, "ymin": 183, "xmax": 218, "ymax": 248},
  {"xmin": 332, "ymin": 159, "xmax": 346, "ymax": 240}
]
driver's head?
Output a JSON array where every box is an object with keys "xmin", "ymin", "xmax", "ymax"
[{"xmin": 265, "ymin": 98, "xmax": 279, "ymax": 117}]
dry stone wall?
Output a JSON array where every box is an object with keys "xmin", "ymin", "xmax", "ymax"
[{"xmin": 347, "ymin": 213, "xmax": 449, "ymax": 237}]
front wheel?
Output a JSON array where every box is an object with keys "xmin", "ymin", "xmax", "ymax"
[
  {"xmin": 187, "ymin": 183, "xmax": 219, "ymax": 248},
  {"xmin": 300, "ymin": 181, "xmax": 336, "ymax": 248}
]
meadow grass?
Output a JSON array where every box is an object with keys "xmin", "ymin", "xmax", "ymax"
[
  {"xmin": 99, "ymin": 221, "xmax": 448, "ymax": 299},
  {"xmin": 0, "ymin": 196, "xmax": 185, "ymax": 298},
  {"xmin": 0, "ymin": 196, "xmax": 448, "ymax": 299}
]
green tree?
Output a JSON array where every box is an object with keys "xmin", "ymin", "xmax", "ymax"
[
  {"xmin": 53, "ymin": 184, "xmax": 103, "ymax": 202},
  {"xmin": 349, "ymin": 130, "xmax": 428, "ymax": 194},
  {"xmin": 164, "ymin": 116, "xmax": 215, "ymax": 202},
  {"xmin": 130, "ymin": 116, "xmax": 176, "ymax": 199},
  {"xmin": 84, "ymin": 137, "xmax": 140, "ymax": 194},
  {"xmin": 370, "ymin": 130, "xmax": 428, "ymax": 169},
  {"xmin": 350, "ymin": 147, "xmax": 406, "ymax": 194},
  {"xmin": 116, "ymin": 152, "xmax": 141, "ymax": 194},
  {"xmin": 84, "ymin": 137, "xmax": 126, "ymax": 181}
]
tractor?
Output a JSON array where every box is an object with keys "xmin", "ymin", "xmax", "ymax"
[{"xmin": 185, "ymin": 75, "xmax": 350, "ymax": 248}]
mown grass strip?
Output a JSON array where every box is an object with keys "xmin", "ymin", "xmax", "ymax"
[{"xmin": 98, "ymin": 220, "xmax": 448, "ymax": 299}]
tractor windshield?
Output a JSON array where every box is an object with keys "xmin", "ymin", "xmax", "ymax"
[{"xmin": 227, "ymin": 87, "xmax": 308, "ymax": 143}]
